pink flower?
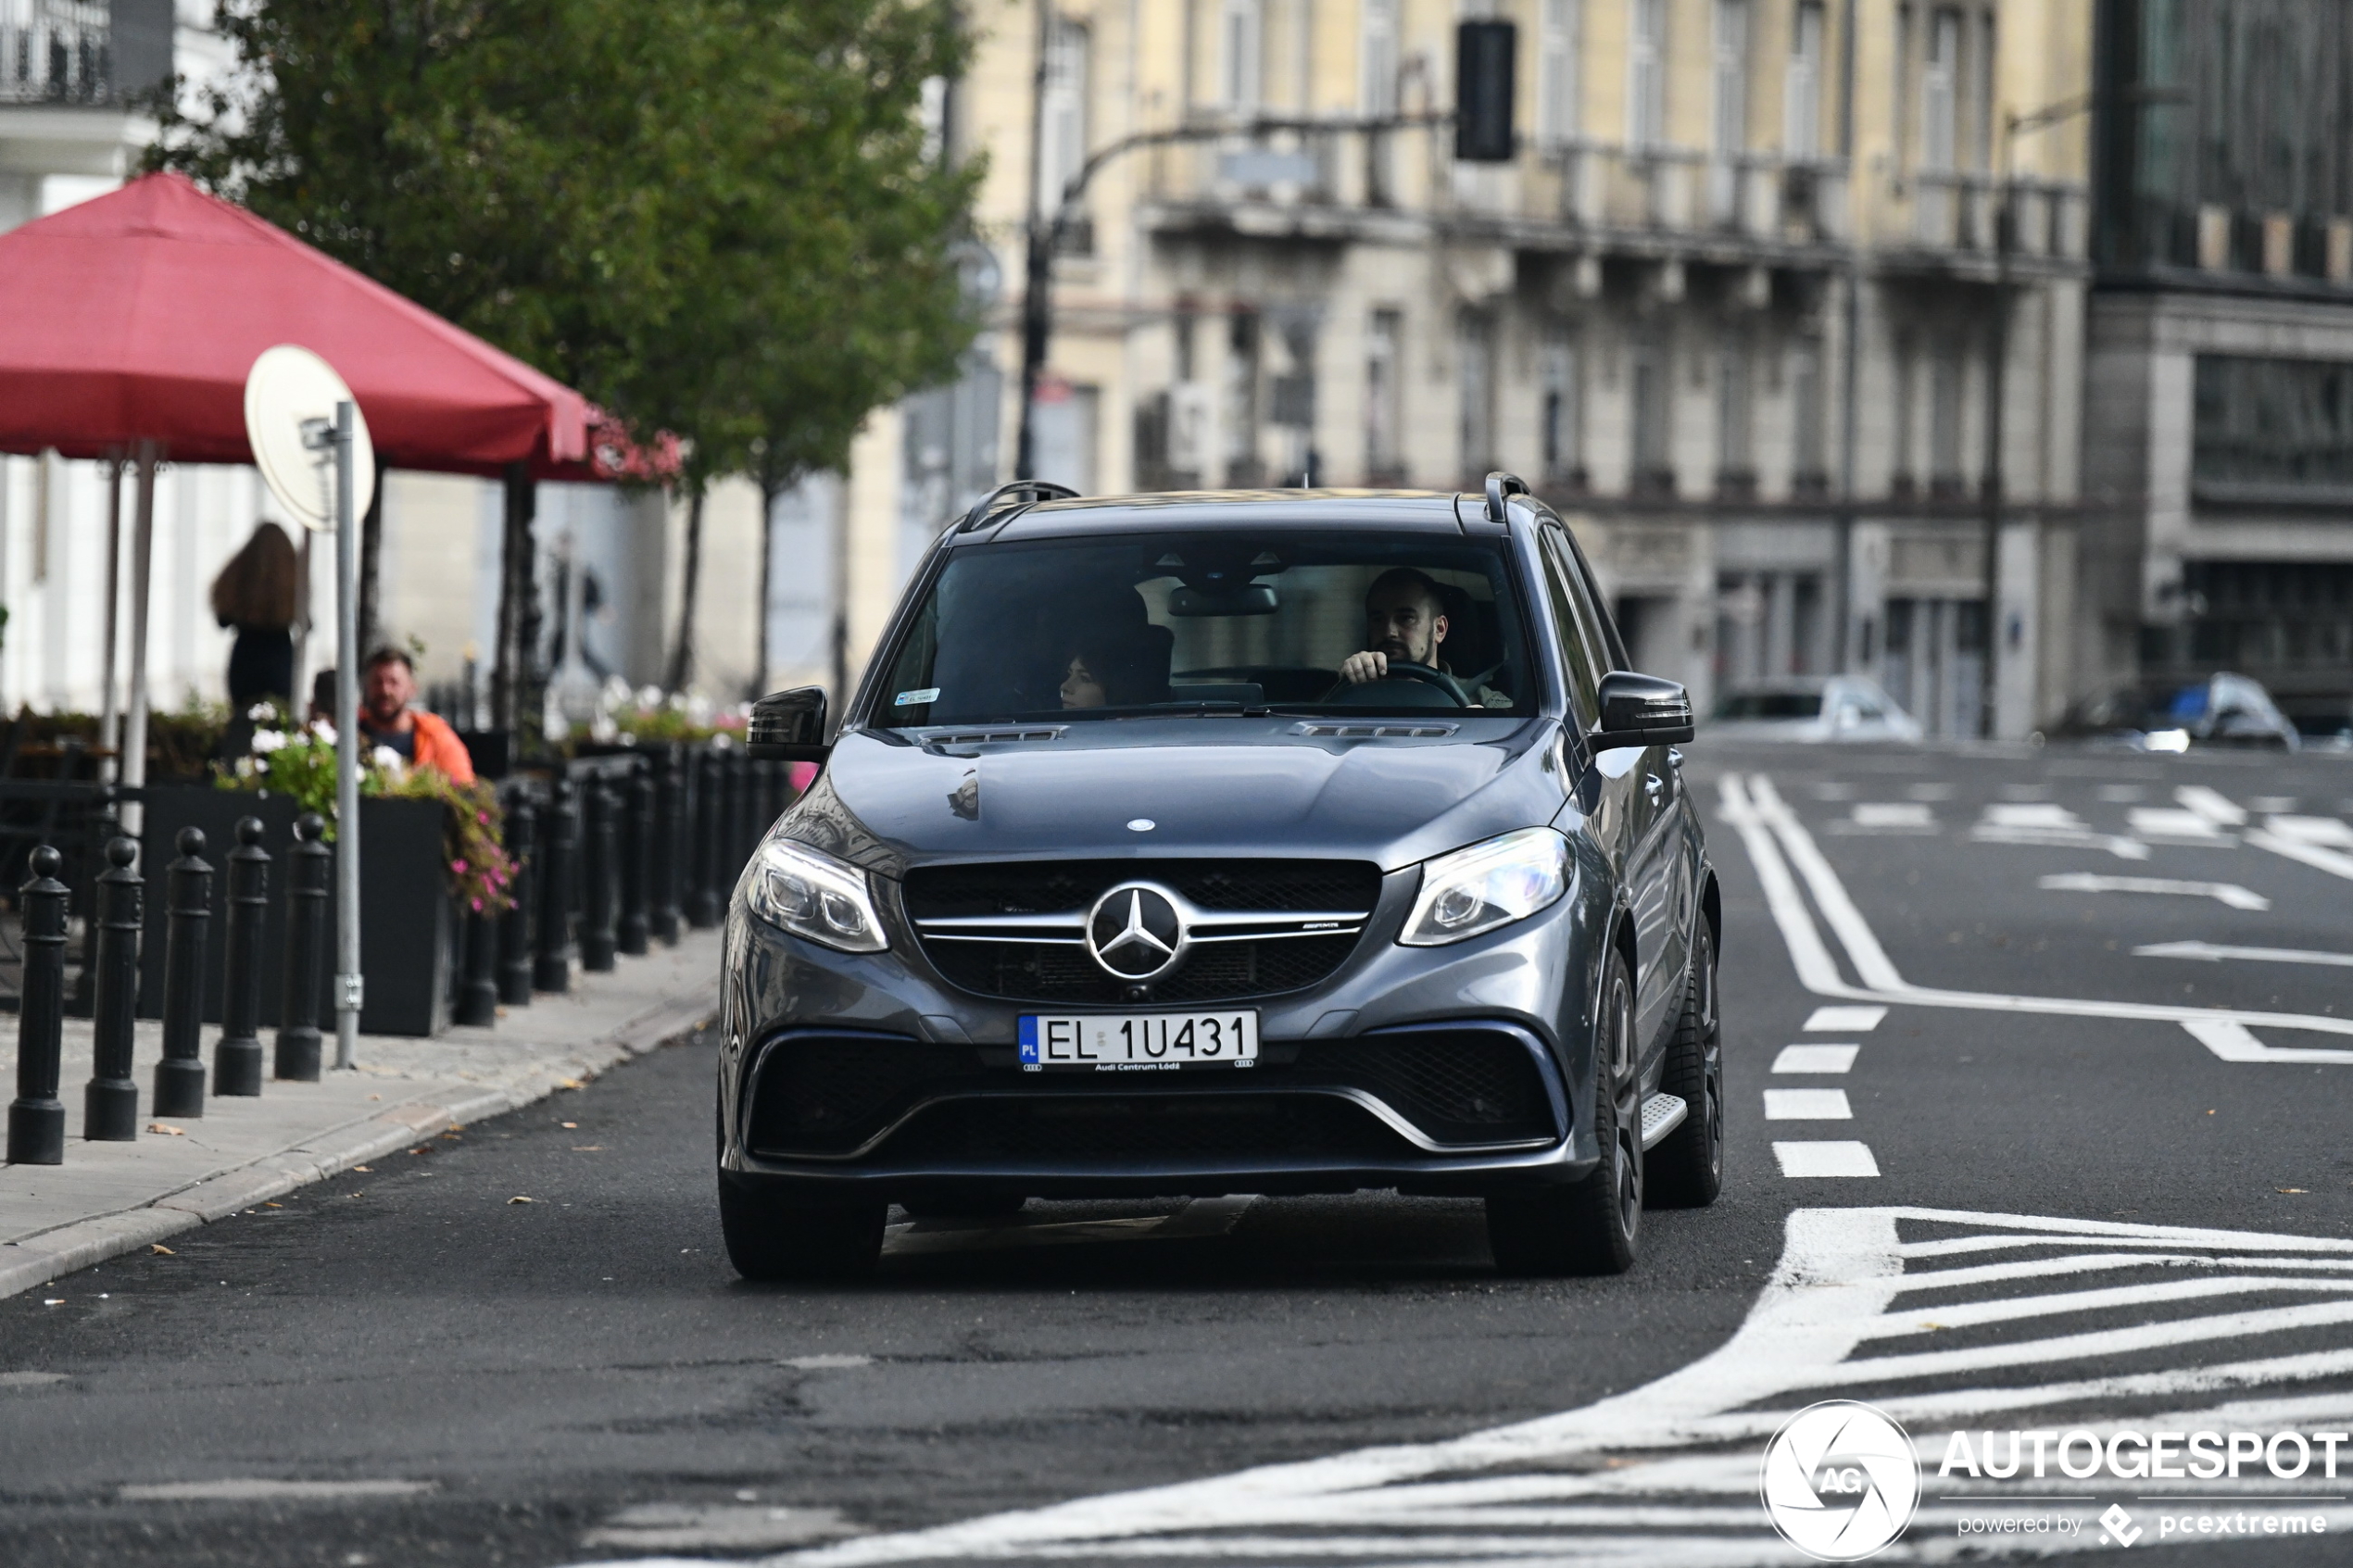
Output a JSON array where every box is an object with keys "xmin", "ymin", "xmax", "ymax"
[
  {"xmin": 471, "ymin": 897, "xmax": 483, "ymax": 911},
  {"xmin": 477, "ymin": 811, "xmax": 490, "ymax": 824},
  {"xmin": 451, "ymin": 859, "xmax": 469, "ymax": 874}
]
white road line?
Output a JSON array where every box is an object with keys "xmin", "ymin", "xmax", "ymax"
[
  {"xmin": 1718, "ymin": 771, "xmax": 2353, "ymax": 1045},
  {"xmin": 2182, "ymin": 1017, "xmax": 2353, "ymax": 1067},
  {"xmin": 1771, "ymin": 1141, "xmax": 1878, "ymax": 1176},
  {"xmin": 2248, "ymin": 825, "xmax": 2353, "ymax": 882},
  {"xmin": 2038, "ymin": 872, "xmax": 2270, "ymax": 909},
  {"xmin": 1761, "ymin": 1088, "xmax": 1851, "ymax": 1120},
  {"xmin": 1771, "ymin": 1045, "xmax": 1857, "ymax": 1073},
  {"xmin": 2127, "ymin": 806, "xmax": 2233, "ymax": 844},
  {"xmin": 2135, "ymin": 939, "xmax": 2353, "ymax": 969},
  {"xmin": 119, "ymin": 1479, "xmax": 436, "ymax": 1501},
  {"xmin": 2267, "ymin": 813, "xmax": 2353, "ymax": 847},
  {"xmin": 1803, "ymin": 1004, "xmax": 1884, "ymax": 1032},
  {"xmin": 1833, "ymin": 801, "xmax": 1936, "ymax": 834},
  {"xmin": 2176, "ymin": 784, "xmax": 2249, "ymax": 826}
]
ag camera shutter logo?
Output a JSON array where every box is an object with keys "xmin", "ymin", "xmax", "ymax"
[{"xmin": 1760, "ymin": 1400, "xmax": 1922, "ymax": 1561}]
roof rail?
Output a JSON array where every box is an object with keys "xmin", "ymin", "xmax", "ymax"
[
  {"xmin": 1483, "ymin": 470, "xmax": 1530, "ymax": 523},
  {"xmin": 956, "ymin": 480, "xmax": 1080, "ymax": 533}
]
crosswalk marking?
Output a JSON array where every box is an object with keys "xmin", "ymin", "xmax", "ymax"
[
  {"xmin": 1762, "ymin": 1088, "xmax": 1851, "ymax": 1120},
  {"xmin": 2038, "ymin": 871, "xmax": 2271, "ymax": 909},
  {"xmin": 1771, "ymin": 1141, "xmax": 1880, "ymax": 1177},
  {"xmin": 1803, "ymin": 1005, "xmax": 1884, "ymax": 1032},
  {"xmin": 740, "ymin": 1207, "xmax": 2353, "ymax": 1568},
  {"xmin": 1772, "ymin": 1044, "xmax": 1858, "ymax": 1073}
]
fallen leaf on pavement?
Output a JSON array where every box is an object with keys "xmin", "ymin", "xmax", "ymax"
[
  {"xmin": 508, "ymin": 1196, "xmax": 535, "ymax": 1204},
  {"xmin": 263, "ymin": 1201, "xmax": 282, "ymax": 1209},
  {"xmin": 353, "ymin": 1166, "xmax": 371, "ymax": 1173},
  {"xmin": 559, "ymin": 1079, "xmax": 585, "ymax": 1090},
  {"xmin": 146, "ymin": 1123, "xmax": 184, "ymax": 1135},
  {"xmin": 150, "ymin": 1245, "xmax": 174, "ymax": 1255}
]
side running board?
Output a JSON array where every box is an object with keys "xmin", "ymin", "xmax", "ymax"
[{"xmin": 1638, "ymin": 1092, "xmax": 1688, "ymax": 1150}]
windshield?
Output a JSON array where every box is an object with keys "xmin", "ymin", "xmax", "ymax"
[
  {"xmin": 874, "ymin": 533, "xmax": 1539, "ymax": 726},
  {"xmin": 1717, "ymin": 691, "xmax": 1823, "ymax": 720}
]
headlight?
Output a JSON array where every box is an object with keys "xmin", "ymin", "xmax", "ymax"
[
  {"xmin": 744, "ymin": 838, "xmax": 888, "ymax": 953},
  {"xmin": 1400, "ymin": 827, "xmax": 1571, "ymax": 947}
]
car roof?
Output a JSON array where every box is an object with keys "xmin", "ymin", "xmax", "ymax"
[{"xmin": 969, "ymin": 489, "xmax": 1493, "ymax": 542}]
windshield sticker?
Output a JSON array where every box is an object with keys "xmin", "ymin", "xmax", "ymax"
[{"xmin": 895, "ymin": 688, "xmax": 942, "ymax": 707}]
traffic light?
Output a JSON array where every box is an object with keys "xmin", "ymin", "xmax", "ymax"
[{"xmin": 1454, "ymin": 20, "xmax": 1516, "ymax": 163}]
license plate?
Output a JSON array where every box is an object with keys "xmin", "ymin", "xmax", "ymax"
[{"xmin": 1018, "ymin": 1011, "xmax": 1260, "ymax": 1072}]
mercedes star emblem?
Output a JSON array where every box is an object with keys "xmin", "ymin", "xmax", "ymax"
[{"xmin": 1085, "ymin": 883, "xmax": 1188, "ymax": 982}]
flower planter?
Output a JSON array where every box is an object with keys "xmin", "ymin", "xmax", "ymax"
[{"xmin": 133, "ymin": 786, "xmax": 455, "ymax": 1036}]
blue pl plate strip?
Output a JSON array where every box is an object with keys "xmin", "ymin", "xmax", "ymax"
[{"xmin": 1018, "ymin": 1015, "xmax": 1039, "ymax": 1065}]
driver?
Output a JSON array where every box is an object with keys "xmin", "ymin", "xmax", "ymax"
[{"xmin": 1338, "ymin": 569, "xmax": 1507, "ymax": 705}]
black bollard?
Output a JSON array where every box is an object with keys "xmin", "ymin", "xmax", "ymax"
[
  {"xmin": 212, "ymin": 817, "xmax": 270, "ymax": 1097},
  {"xmin": 274, "ymin": 812, "xmax": 330, "ymax": 1083},
  {"xmin": 686, "ymin": 749, "xmax": 723, "ymax": 928},
  {"xmin": 497, "ymin": 794, "xmax": 537, "ymax": 1006},
  {"xmin": 456, "ymin": 903, "xmax": 499, "ymax": 1026},
  {"xmin": 651, "ymin": 747, "xmax": 684, "ymax": 945},
  {"xmin": 6, "ymin": 847, "xmax": 70, "ymax": 1164},
  {"xmin": 534, "ymin": 776, "xmax": 578, "ymax": 992},
  {"xmin": 83, "ymin": 836, "xmax": 144, "ymax": 1139},
  {"xmin": 152, "ymin": 828, "xmax": 213, "ymax": 1119},
  {"xmin": 732, "ymin": 750, "xmax": 759, "ymax": 877},
  {"xmin": 618, "ymin": 761, "xmax": 653, "ymax": 957},
  {"xmin": 580, "ymin": 774, "xmax": 618, "ymax": 972}
]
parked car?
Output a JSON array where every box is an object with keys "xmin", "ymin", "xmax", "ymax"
[
  {"xmin": 2058, "ymin": 672, "xmax": 2300, "ymax": 752},
  {"xmin": 1705, "ymin": 676, "xmax": 1924, "ymax": 743},
  {"xmin": 2279, "ymin": 697, "xmax": 2353, "ymax": 754},
  {"xmin": 718, "ymin": 478, "xmax": 1724, "ymax": 1280}
]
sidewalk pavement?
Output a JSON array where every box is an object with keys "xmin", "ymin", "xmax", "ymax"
[{"xmin": 0, "ymin": 929, "xmax": 722, "ymax": 1301}]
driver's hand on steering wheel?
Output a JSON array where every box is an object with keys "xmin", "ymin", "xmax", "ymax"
[{"xmin": 1339, "ymin": 650, "xmax": 1390, "ymax": 685}]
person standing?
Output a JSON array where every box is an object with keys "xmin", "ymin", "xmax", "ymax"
[{"xmin": 210, "ymin": 522, "xmax": 300, "ymax": 709}]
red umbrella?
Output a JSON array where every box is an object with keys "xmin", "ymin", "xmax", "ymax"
[{"xmin": 0, "ymin": 170, "xmax": 603, "ymax": 476}]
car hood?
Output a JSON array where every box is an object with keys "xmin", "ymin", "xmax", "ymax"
[{"xmin": 777, "ymin": 718, "xmax": 1565, "ymax": 878}]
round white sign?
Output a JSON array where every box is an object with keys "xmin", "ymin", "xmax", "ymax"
[
  {"xmin": 1759, "ymin": 1399, "xmax": 1920, "ymax": 1562},
  {"xmin": 244, "ymin": 344, "xmax": 375, "ymax": 533}
]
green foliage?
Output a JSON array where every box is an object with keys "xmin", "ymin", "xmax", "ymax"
[{"xmin": 146, "ymin": 0, "xmax": 983, "ymax": 488}]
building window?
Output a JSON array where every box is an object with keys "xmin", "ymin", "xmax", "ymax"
[
  {"xmin": 1038, "ymin": 20, "xmax": 1089, "ymax": 246},
  {"xmin": 1921, "ymin": 8, "xmax": 1959, "ymax": 173},
  {"xmin": 1458, "ymin": 311, "xmax": 1497, "ymax": 482},
  {"xmin": 1716, "ymin": 330, "xmax": 1754, "ymax": 493},
  {"xmin": 1362, "ymin": 0, "xmax": 1399, "ymax": 113},
  {"xmin": 1365, "ymin": 308, "xmax": 1403, "ymax": 481},
  {"xmin": 1224, "ymin": 311, "xmax": 1262, "ymax": 486},
  {"xmin": 1221, "ymin": 0, "xmax": 1263, "ymax": 111},
  {"xmin": 1790, "ymin": 336, "xmax": 1828, "ymax": 490},
  {"xmin": 1631, "ymin": 331, "xmax": 1674, "ymax": 492},
  {"xmin": 1541, "ymin": 325, "xmax": 1582, "ymax": 483},
  {"xmin": 1891, "ymin": 332, "xmax": 1918, "ymax": 494},
  {"xmin": 1712, "ymin": 0, "xmax": 1750, "ymax": 158},
  {"xmin": 1537, "ymin": 0, "xmax": 1580, "ymax": 144},
  {"xmin": 1928, "ymin": 336, "xmax": 1965, "ymax": 492},
  {"xmin": 1629, "ymin": 0, "xmax": 1667, "ymax": 149},
  {"xmin": 1785, "ymin": 1, "xmax": 1824, "ymax": 158},
  {"xmin": 2193, "ymin": 356, "xmax": 2353, "ymax": 500}
]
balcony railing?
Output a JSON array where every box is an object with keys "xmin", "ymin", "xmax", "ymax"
[
  {"xmin": 1550, "ymin": 143, "xmax": 1852, "ymax": 246},
  {"xmin": 1, "ymin": 0, "xmax": 112, "ymax": 106},
  {"xmin": 1907, "ymin": 170, "xmax": 2088, "ymax": 261}
]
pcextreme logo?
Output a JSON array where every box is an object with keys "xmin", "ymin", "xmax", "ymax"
[{"xmin": 1759, "ymin": 1400, "xmax": 1922, "ymax": 1562}]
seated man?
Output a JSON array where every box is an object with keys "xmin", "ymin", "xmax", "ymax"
[
  {"xmin": 1338, "ymin": 568, "xmax": 1508, "ymax": 706},
  {"xmin": 357, "ymin": 647, "xmax": 476, "ymax": 784}
]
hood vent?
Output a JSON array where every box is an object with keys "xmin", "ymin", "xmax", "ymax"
[
  {"xmin": 1290, "ymin": 721, "xmax": 1458, "ymax": 739},
  {"xmin": 923, "ymin": 727, "xmax": 1064, "ymax": 747}
]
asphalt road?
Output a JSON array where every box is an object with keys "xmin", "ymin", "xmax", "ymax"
[{"xmin": 4, "ymin": 740, "xmax": 2353, "ymax": 1566}]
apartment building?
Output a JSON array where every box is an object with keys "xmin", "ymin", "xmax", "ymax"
[
  {"xmin": 829, "ymin": 0, "xmax": 2095, "ymax": 737},
  {"xmin": 2082, "ymin": 0, "xmax": 2353, "ymax": 734}
]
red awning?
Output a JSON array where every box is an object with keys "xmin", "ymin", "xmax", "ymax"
[{"xmin": 0, "ymin": 172, "xmax": 628, "ymax": 480}]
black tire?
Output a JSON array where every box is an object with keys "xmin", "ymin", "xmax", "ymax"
[
  {"xmin": 718, "ymin": 1175, "xmax": 886, "ymax": 1282},
  {"xmin": 1647, "ymin": 922, "xmax": 1723, "ymax": 1208},
  {"xmin": 1485, "ymin": 949, "xmax": 1642, "ymax": 1276},
  {"xmin": 899, "ymin": 1193, "xmax": 1026, "ymax": 1220}
]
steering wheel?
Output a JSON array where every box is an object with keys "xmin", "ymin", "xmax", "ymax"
[{"xmin": 1322, "ymin": 660, "xmax": 1471, "ymax": 708}]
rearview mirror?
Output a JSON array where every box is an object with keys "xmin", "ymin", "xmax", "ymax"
[
  {"xmin": 1167, "ymin": 583, "xmax": 1278, "ymax": 617},
  {"xmin": 747, "ymin": 686, "xmax": 829, "ymax": 761},
  {"xmin": 1591, "ymin": 671, "xmax": 1695, "ymax": 752}
]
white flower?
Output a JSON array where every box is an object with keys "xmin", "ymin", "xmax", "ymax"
[
  {"xmin": 589, "ymin": 712, "xmax": 619, "ymax": 743},
  {"xmin": 233, "ymin": 756, "xmax": 257, "ymax": 780},
  {"xmin": 245, "ymin": 702, "xmax": 277, "ymax": 722},
  {"xmin": 371, "ymin": 746, "xmax": 405, "ymax": 775},
  {"xmin": 250, "ymin": 728, "xmax": 287, "ymax": 753},
  {"xmin": 310, "ymin": 719, "xmax": 337, "ymax": 746}
]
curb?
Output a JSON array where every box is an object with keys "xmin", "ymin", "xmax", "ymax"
[{"xmin": 0, "ymin": 992, "xmax": 715, "ymax": 1302}]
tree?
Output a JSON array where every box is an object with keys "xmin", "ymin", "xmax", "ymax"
[{"xmin": 150, "ymin": 0, "xmax": 980, "ymax": 708}]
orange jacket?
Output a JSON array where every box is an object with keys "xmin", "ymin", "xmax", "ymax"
[{"xmin": 407, "ymin": 709, "xmax": 476, "ymax": 785}]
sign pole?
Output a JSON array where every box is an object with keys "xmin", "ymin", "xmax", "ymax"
[{"xmin": 333, "ymin": 401, "xmax": 363, "ymax": 1069}]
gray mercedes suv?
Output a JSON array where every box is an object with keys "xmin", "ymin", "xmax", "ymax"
[{"xmin": 722, "ymin": 477, "xmax": 1723, "ymax": 1279}]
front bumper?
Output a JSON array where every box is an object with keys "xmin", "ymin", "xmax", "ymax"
[{"xmin": 717, "ymin": 860, "xmax": 1612, "ymax": 1200}]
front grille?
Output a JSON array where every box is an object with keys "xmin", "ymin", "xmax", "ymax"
[
  {"xmin": 746, "ymin": 1035, "xmax": 979, "ymax": 1157},
  {"xmin": 1295, "ymin": 1030, "xmax": 1557, "ymax": 1146},
  {"xmin": 904, "ymin": 859, "xmax": 1381, "ymax": 1005},
  {"xmin": 885, "ymin": 1092, "xmax": 1413, "ymax": 1165}
]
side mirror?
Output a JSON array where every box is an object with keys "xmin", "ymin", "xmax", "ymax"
[
  {"xmin": 747, "ymin": 686, "xmax": 829, "ymax": 762},
  {"xmin": 1591, "ymin": 671, "xmax": 1695, "ymax": 752}
]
